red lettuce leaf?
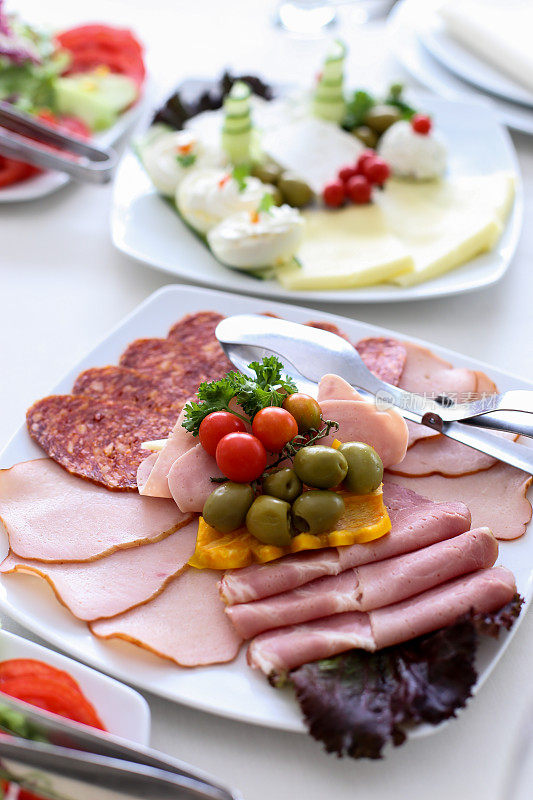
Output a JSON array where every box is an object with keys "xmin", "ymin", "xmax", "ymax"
[{"xmin": 289, "ymin": 596, "xmax": 523, "ymax": 760}]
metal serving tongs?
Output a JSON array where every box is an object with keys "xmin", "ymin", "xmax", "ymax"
[
  {"xmin": 0, "ymin": 101, "xmax": 116, "ymax": 183},
  {"xmin": 215, "ymin": 314, "xmax": 533, "ymax": 475},
  {"xmin": 0, "ymin": 694, "xmax": 240, "ymax": 800}
]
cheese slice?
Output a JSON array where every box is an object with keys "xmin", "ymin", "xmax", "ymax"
[
  {"xmin": 262, "ymin": 117, "xmax": 363, "ymax": 194},
  {"xmin": 276, "ymin": 204, "xmax": 414, "ymax": 290},
  {"xmin": 377, "ymin": 172, "xmax": 515, "ymax": 287}
]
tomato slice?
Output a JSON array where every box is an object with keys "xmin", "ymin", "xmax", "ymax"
[
  {"xmin": 57, "ymin": 25, "xmax": 143, "ymax": 59},
  {"xmin": 0, "ymin": 658, "xmax": 79, "ymax": 691},
  {"xmin": 36, "ymin": 110, "xmax": 90, "ymax": 140},
  {"xmin": 56, "ymin": 24, "xmax": 145, "ymax": 87},
  {"xmin": 0, "ymin": 156, "xmax": 39, "ymax": 188},
  {"xmin": 67, "ymin": 49, "xmax": 145, "ymax": 87}
]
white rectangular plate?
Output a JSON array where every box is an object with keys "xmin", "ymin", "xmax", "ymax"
[
  {"xmin": 0, "ymin": 284, "xmax": 531, "ymax": 735},
  {"xmin": 111, "ymin": 94, "xmax": 522, "ymax": 303}
]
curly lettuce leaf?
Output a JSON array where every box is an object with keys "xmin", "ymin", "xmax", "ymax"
[{"xmin": 289, "ymin": 596, "xmax": 523, "ymax": 760}]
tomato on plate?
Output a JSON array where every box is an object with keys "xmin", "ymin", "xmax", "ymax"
[
  {"xmin": 199, "ymin": 411, "xmax": 247, "ymax": 457},
  {"xmin": 216, "ymin": 433, "xmax": 267, "ymax": 482},
  {"xmin": 0, "ymin": 659, "xmax": 105, "ymax": 731},
  {"xmin": 57, "ymin": 24, "xmax": 145, "ymax": 88},
  {"xmin": 36, "ymin": 110, "xmax": 90, "ymax": 141},
  {"xmin": 282, "ymin": 393, "xmax": 322, "ymax": 433},
  {"xmin": 0, "ymin": 157, "xmax": 39, "ymax": 188},
  {"xmin": 252, "ymin": 407, "xmax": 298, "ymax": 452}
]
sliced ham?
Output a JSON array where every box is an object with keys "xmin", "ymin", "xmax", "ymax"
[
  {"xmin": 0, "ymin": 520, "xmax": 198, "ymax": 621},
  {"xmin": 219, "ymin": 482, "xmax": 471, "ymax": 604},
  {"xmin": 386, "ymin": 464, "xmax": 532, "ymax": 540},
  {"xmin": 247, "ymin": 567, "xmax": 516, "ymax": 675},
  {"xmin": 317, "ymin": 374, "xmax": 362, "ymax": 402},
  {"xmin": 226, "ymin": 527, "xmax": 498, "ymax": 639},
  {"xmin": 167, "ymin": 444, "xmax": 224, "ymax": 513},
  {"xmin": 388, "ymin": 430, "xmax": 517, "ymax": 477},
  {"xmin": 407, "ymin": 421, "xmax": 440, "ymax": 448},
  {"xmin": 0, "ymin": 459, "xmax": 190, "ymax": 562},
  {"xmin": 91, "ymin": 568, "xmax": 243, "ymax": 667},
  {"xmin": 137, "ymin": 452, "xmax": 158, "ymax": 492},
  {"xmin": 398, "ymin": 341, "xmax": 477, "ymax": 396},
  {"xmin": 138, "ymin": 410, "xmax": 196, "ymax": 499}
]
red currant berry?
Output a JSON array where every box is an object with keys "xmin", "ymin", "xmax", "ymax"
[
  {"xmin": 346, "ymin": 175, "xmax": 372, "ymax": 204},
  {"xmin": 338, "ymin": 165, "xmax": 358, "ymax": 183},
  {"xmin": 411, "ymin": 114, "xmax": 432, "ymax": 135},
  {"xmin": 362, "ymin": 156, "xmax": 391, "ymax": 185},
  {"xmin": 323, "ymin": 180, "xmax": 345, "ymax": 208}
]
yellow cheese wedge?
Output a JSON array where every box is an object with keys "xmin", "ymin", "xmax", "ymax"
[
  {"xmin": 377, "ymin": 172, "xmax": 515, "ymax": 287},
  {"xmin": 276, "ymin": 204, "xmax": 414, "ymax": 290}
]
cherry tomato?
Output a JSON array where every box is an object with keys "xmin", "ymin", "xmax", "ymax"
[
  {"xmin": 282, "ymin": 393, "xmax": 322, "ymax": 433},
  {"xmin": 346, "ymin": 174, "xmax": 372, "ymax": 204},
  {"xmin": 411, "ymin": 114, "xmax": 432, "ymax": 135},
  {"xmin": 216, "ymin": 433, "xmax": 267, "ymax": 482},
  {"xmin": 252, "ymin": 407, "xmax": 298, "ymax": 452},
  {"xmin": 362, "ymin": 156, "xmax": 390, "ymax": 185},
  {"xmin": 355, "ymin": 150, "xmax": 376, "ymax": 174},
  {"xmin": 199, "ymin": 411, "xmax": 247, "ymax": 457},
  {"xmin": 338, "ymin": 165, "xmax": 358, "ymax": 184},
  {"xmin": 322, "ymin": 180, "xmax": 345, "ymax": 208}
]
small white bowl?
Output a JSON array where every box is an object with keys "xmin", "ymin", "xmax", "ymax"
[{"xmin": 0, "ymin": 629, "xmax": 151, "ymax": 745}]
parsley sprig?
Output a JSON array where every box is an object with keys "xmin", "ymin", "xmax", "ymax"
[{"xmin": 182, "ymin": 356, "xmax": 297, "ymax": 435}]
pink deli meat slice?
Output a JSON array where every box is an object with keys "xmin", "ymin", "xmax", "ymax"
[
  {"xmin": 226, "ymin": 527, "xmax": 498, "ymax": 639},
  {"xmin": 386, "ymin": 464, "xmax": 532, "ymax": 540},
  {"xmin": 388, "ymin": 430, "xmax": 517, "ymax": 477},
  {"xmin": 138, "ymin": 410, "xmax": 196, "ymax": 499},
  {"xmin": 406, "ymin": 420, "xmax": 440, "ymax": 448},
  {"xmin": 0, "ymin": 459, "xmax": 190, "ymax": 562},
  {"xmin": 167, "ymin": 444, "xmax": 224, "ymax": 513},
  {"xmin": 219, "ymin": 482, "xmax": 471, "ymax": 604},
  {"xmin": 0, "ymin": 520, "xmax": 198, "ymax": 621},
  {"xmin": 247, "ymin": 567, "xmax": 516, "ymax": 675},
  {"xmin": 91, "ymin": 567, "xmax": 243, "ymax": 667},
  {"xmin": 398, "ymin": 341, "xmax": 477, "ymax": 397}
]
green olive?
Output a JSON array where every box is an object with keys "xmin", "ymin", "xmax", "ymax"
[
  {"xmin": 277, "ymin": 171, "xmax": 314, "ymax": 208},
  {"xmin": 252, "ymin": 161, "xmax": 282, "ymax": 185},
  {"xmin": 352, "ymin": 125, "xmax": 378, "ymax": 149},
  {"xmin": 293, "ymin": 445, "xmax": 348, "ymax": 489},
  {"xmin": 338, "ymin": 442, "xmax": 383, "ymax": 495},
  {"xmin": 292, "ymin": 490, "xmax": 345, "ymax": 535},
  {"xmin": 246, "ymin": 495, "xmax": 293, "ymax": 546},
  {"xmin": 269, "ymin": 185, "xmax": 284, "ymax": 206},
  {"xmin": 202, "ymin": 482, "xmax": 254, "ymax": 533},
  {"xmin": 262, "ymin": 468, "xmax": 303, "ymax": 503},
  {"xmin": 363, "ymin": 104, "xmax": 402, "ymax": 134}
]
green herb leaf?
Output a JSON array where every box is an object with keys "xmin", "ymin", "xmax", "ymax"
[
  {"xmin": 258, "ymin": 192, "xmax": 275, "ymax": 214},
  {"xmin": 384, "ymin": 82, "xmax": 417, "ymax": 119},
  {"xmin": 176, "ymin": 152, "xmax": 197, "ymax": 167},
  {"xmin": 343, "ymin": 89, "xmax": 375, "ymax": 130},
  {"xmin": 232, "ymin": 163, "xmax": 251, "ymax": 192}
]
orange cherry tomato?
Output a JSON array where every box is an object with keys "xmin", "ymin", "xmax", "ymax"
[
  {"xmin": 252, "ymin": 407, "xmax": 298, "ymax": 452},
  {"xmin": 282, "ymin": 393, "xmax": 322, "ymax": 433}
]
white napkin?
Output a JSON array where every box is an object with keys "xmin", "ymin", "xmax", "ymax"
[{"xmin": 439, "ymin": 0, "xmax": 533, "ymax": 93}]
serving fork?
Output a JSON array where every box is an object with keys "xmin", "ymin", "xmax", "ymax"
[{"xmin": 215, "ymin": 314, "xmax": 533, "ymax": 475}]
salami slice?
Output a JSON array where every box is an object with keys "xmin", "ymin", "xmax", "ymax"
[
  {"xmin": 355, "ymin": 337, "xmax": 407, "ymax": 387},
  {"xmin": 27, "ymin": 395, "xmax": 175, "ymax": 490},
  {"xmin": 73, "ymin": 365, "xmax": 182, "ymax": 415}
]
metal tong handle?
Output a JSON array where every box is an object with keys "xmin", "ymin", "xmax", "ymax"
[{"xmin": 0, "ymin": 101, "xmax": 116, "ymax": 183}]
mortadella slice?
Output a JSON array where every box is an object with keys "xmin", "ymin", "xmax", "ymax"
[
  {"xmin": 220, "ymin": 482, "xmax": 471, "ymax": 604},
  {"xmin": 226, "ymin": 527, "xmax": 498, "ymax": 639},
  {"xmin": 0, "ymin": 459, "xmax": 190, "ymax": 562},
  {"xmin": 91, "ymin": 568, "xmax": 243, "ymax": 667},
  {"xmin": 388, "ymin": 430, "xmax": 517, "ymax": 477},
  {"xmin": 138, "ymin": 409, "xmax": 196, "ymax": 499},
  {"xmin": 247, "ymin": 567, "xmax": 516, "ymax": 675},
  {"xmin": 386, "ymin": 463, "xmax": 532, "ymax": 540},
  {"xmin": 168, "ymin": 444, "xmax": 224, "ymax": 513},
  {"xmin": 0, "ymin": 520, "xmax": 198, "ymax": 621}
]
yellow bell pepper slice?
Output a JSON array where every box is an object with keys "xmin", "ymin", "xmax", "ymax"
[{"xmin": 189, "ymin": 488, "xmax": 391, "ymax": 570}]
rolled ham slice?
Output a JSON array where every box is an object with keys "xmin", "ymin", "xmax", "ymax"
[
  {"xmin": 138, "ymin": 410, "xmax": 196, "ymax": 499},
  {"xmin": 0, "ymin": 459, "xmax": 190, "ymax": 562},
  {"xmin": 220, "ymin": 482, "xmax": 471, "ymax": 604},
  {"xmin": 247, "ymin": 567, "xmax": 516, "ymax": 675},
  {"xmin": 226, "ymin": 527, "xmax": 498, "ymax": 639},
  {"xmin": 386, "ymin": 463, "xmax": 532, "ymax": 540},
  {"xmin": 388, "ymin": 430, "xmax": 517, "ymax": 478},
  {"xmin": 91, "ymin": 568, "xmax": 243, "ymax": 667},
  {"xmin": 168, "ymin": 444, "xmax": 224, "ymax": 513},
  {"xmin": 0, "ymin": 520, "xmax": 198, "ymax": 621}
]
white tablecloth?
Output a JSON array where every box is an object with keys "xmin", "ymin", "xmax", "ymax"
[{"xmin": 1, "ymin": 2, "xmax": 532, "ymax": 798}]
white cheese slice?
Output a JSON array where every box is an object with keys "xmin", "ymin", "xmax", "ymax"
[
  {"xmin": 376, "ymin": 172, "xmax": 515, "ymax": 287},
  {"xmin": 276, "ymin": 205, "xmax": 414, "ymax": 290},
  {"xmin": 262, "ymin": 117, "xmax": 363, "ymax": 194}
]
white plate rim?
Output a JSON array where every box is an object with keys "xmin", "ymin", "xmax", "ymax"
[{"xmin": 0, "ymin": 282, "xmax": 531, "ymax": 737}]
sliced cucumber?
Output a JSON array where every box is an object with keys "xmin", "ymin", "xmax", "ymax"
[
  {"xmin": 223, "ymin": 114, "xmax": 252, "ymax": 134},
  {"xmin": 222, "ymin": 80, "xmax": 254, "ymax": 164},
  {"xmin": 222, "ymin": 128, "xmax": 252, "ymax": 165},
  {"xmin": 313, "ymin": 38, "xmax": 347, "ymax": 125}
]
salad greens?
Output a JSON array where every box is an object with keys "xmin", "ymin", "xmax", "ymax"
[{"xmin": 343, "ymin": 82, "xmax": 416, "ymax": 132}]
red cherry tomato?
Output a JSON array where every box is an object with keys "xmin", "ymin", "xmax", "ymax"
[
  {"xmin": 252, "ymin": 407, "xmax": 298, "ymax": 452},
  {"xmin": 411, "ymin": 114, "xmax": 432, "ymax": 135},
  {"xmin": 282, "ymin": 393, "xmax": 322, "ymax": 433},
  {"xmin": 355, "ymin": 150, "xmax": 376, "ymax": 174},
  {"xmin": 338, "ymin": 165, "xmax": 358, "ymax": 184},
  {"xmin": 199, "ymin": 411, "xmax": 247, "ymax": 457},
  {"xmin": 216, "ymin": 433, "xmax": 267, "ymax": 482},
  {"xmin": 323, "ymin": 180, "xmax": 345, "ymax": 208},
  {"xmin": 346, "ymin": 174, "xmax": 372, "ymax": 204},
  {"xmin": 362, "ymin": 156, "xmax": 390, "ymax": 185}
]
